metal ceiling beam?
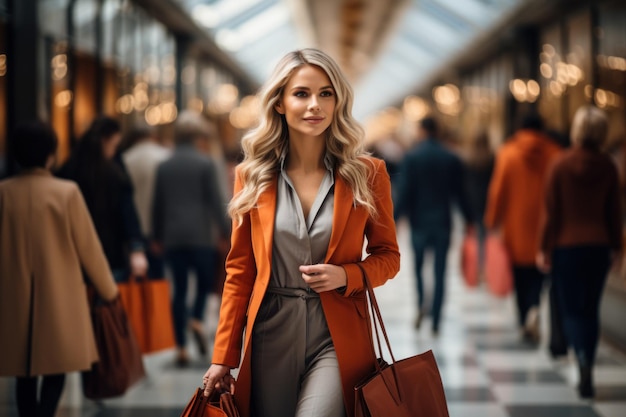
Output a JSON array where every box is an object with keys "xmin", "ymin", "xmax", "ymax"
[
  {"xmin": 351, "ymin": 0, "xmax": 410, "ymax": 71},
  {"xmin": 284, "ymin": 0, "xmax": 319, "ymax": 47},
  {"xmin": 131, "ymin": 0, "xmax": 258, "ymax": 93},
  {"xmin": 285, "ymin": 0, "xmax": 410, "ymax": 82},
  {"xmin": 410, "ymin": 0, "xmax": 592, "ymax": 96}
]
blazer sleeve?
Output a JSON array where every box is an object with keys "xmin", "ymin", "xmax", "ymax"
[
  {"xmin": 343, "ymin": 158, "xmax": 401, "ymax": 295},
  {"xmin": 211, "ymin": 167, "xmax": 256, "ymax": 368},
  {"xmin": 68, "ymin": 185, "xmax": 118, "ymax": 301}
]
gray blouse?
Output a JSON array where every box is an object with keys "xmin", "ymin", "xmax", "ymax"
[{"xmin": 269, "ymin": 153, "xmax": 335, "ymax": 289}]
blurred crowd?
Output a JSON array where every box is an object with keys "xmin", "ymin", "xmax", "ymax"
[
  {"xmin": 0, "ymin": 102, "xmax": 621, "ymax": 416},
  {"xmin": 388, "ymin": 106, "xmax": 622, "ymax": 400}
]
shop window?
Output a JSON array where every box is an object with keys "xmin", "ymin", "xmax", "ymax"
[
  {"xmin": 73, "ymin": 0, "xmax": 98, "ymax": 55},
  {"xmin": 458, "ymin": 55, "xmax": 510, "ymax": 149},
  {"xmin": 40, "ymin": 0, "xmax": 72, "ymax": 164},
  {"xmin": 49, "ymin": 41, "xmax": 72, "ymax": 164},
  {"xmin": 597, "ymin": 2, "xmax": 626, "ymax": 151},
  {"xmin": 565, "ymin": 10, "xmax": 593, "ymax": 122},
  {"xmin": 596, "ymin": 0, "xmax": 626, "ymax": 296},
  {"xmin": 40, "ymin": 0, "xmax": 70, "ymax": 39},
  {"xmin": 538, "ymin": 23, "xmax": 566, "ymax": 133},
  {"xmin": 73, "ymin": 52, "xmax": 98, "ymax": 135},
  {"xmin": 113, "ymin": 5, "xmax": 176, "ymax": 131}
]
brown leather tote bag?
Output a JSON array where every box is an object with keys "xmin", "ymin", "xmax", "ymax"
[
  {"xmin": 354, "ymin": 264, "xmax": 450, "ymax": 417},
  {"xmin": 82, "ymin": 295, "xmax": 145, "ymax": 399}
]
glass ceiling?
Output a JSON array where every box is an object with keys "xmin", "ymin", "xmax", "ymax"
[{"xmin": 183, "ymin": 0, "xmax": 523, "ymax": 120}]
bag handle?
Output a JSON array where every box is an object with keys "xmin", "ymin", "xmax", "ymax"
[
  {"xmin": 356, "ymin": 263, "xmax": 397, "ymax": 364},
  {"xmin": 356, "ymin": 263, "xmax": 403, "ymax": 403},
  {"xmin": 191, "ymin": 387, "xmax": 209, "ymax": 416}
]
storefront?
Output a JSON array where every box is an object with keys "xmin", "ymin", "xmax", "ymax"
[
  {"xmin": 3, "ymin": 0, "xmax": 255, "ymax": 170},
  {"xmin": 372, "ymin": 0, "xmax": 626, "ymax": 350}
]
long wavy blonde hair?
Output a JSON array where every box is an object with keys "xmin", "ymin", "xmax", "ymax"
[{"xmin": 229, "ymin": 48, "xmax": 376, "ymax": 224}]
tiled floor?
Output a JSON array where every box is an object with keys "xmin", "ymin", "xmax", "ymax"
[{"xmin": 2, "ymin": 219, "xmax": 626, "ymax": 416}]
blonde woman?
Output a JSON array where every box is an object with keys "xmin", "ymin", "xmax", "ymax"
[
  {"xmin": 537, "ymin": 105, "xmax": 622, "ymax": 398},
  {"xmin": 202, "ymin": 49, "xmax": 400, "ymax": 417}
]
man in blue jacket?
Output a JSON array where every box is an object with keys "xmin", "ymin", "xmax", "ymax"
[{"xmin": 394, "ymin": 117, "xmax": 474, "ymax": 335}]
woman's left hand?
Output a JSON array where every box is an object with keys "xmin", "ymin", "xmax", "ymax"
[
  {"xmin": 203, "ymin": 364, "xmax": 235, "ymax": 397},
  {"xmin": 299, "ymin": 264, "xmax": 347, "ymax": 292}
]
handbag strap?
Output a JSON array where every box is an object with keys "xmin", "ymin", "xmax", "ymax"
[
  {"xmin": 357, "ymin": 263, "xmax": 404, "ymax": 404},
  {"xmin": 356, "ymin": 263, "xmax": 397, "ymax": 365}
]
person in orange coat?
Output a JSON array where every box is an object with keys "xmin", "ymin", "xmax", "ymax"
[
  {"xmin": 201, "ymin": 49, "xmax": 400, "ymax": 417},
  {"xmin": 484, "ymin": 113, "xmax": 561, "ymax": 343}
]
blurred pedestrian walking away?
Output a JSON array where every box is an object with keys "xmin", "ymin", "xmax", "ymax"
[
  {"xmin": 484, "ymin": 113, "xmax": 561, "ymax": 344},
  {"xmin": 394, "ymin": 116, "xmax": 474, "ymax": 335},
  {"xmin": 194, "ymin": 121, "xmax": 233, "ymax": 297},
  {"xmin": 122, "ymin": 126, "xmax": 172, "ymax": 279},
  {"xmin": 152, "ymin": 111, "xmax": 230, "ymax": 367},
  {"xmin": 201, "ymin": 48, "xmax": 400, "ymax": 417},
  {"xmin": 462, "ymin": 131, "xmax": 495, "ymax": 281},
  {"xmin": 57, "ymin": 116, "xmax": 148, "ymax": 282},
  {"xmin": 0, "ymin": 121, "xmax": 118, "ymax": 417},
  {"xmin": 537, "ymin": 105, "xmax": 623, "ymax": 398}
]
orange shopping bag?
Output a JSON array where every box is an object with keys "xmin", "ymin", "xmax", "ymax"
[
  {"xmin": 118, "ymin": 277, "xmax": 176, "ymax": 353},
  {"xmin": 118, "ymin": 278, "xmax": 146, "ymax": 351},
  {"xmin": 484, "ymin": 235, "xmax": 513, "ymax": 297}
]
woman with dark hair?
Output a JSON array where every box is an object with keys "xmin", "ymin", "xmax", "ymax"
[
  {"xmin": 58, "ymin": 116, "xmax": 147, "ymax": 281},
  {"xmin": 0, "ymin": 121, "xmax": 118, "ymax": 417}
]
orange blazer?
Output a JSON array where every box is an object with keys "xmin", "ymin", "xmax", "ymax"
[{"xmin": 211, "ymin": 157, "xmax": 400, "ymax": 417}]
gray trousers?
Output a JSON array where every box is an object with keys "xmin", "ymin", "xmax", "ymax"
[{"xmin": 251, "ymin": 289, "xmax": 346, "ymax": 417}]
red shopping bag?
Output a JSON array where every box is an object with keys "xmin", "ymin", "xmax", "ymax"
[
  {"xmin": 485, "ymin": 235, "xmax": 513, "ymax": 297},
  {"xmin": 461, "ymin": 233, "xmax": 479, "ymax": 287}
]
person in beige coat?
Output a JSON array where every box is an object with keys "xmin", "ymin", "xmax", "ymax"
[{"xmin": 0, "ymin": 121, "xmax": 118, "ymax": 417}]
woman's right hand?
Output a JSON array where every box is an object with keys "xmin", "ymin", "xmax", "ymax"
[{"xmin": 203, "ymin": 364, "xmax": 235, "ymax": 397}]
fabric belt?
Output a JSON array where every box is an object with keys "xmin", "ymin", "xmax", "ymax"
[{"xmin": 266, "ymin": 287, "xmax": 320, "ymax": 299}]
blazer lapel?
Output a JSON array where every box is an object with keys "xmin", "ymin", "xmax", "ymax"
[
  {"xmin": 326, "ymin": 174, "xmax": 354, "ymax": 262},
  {"xmin": 255, "ymin": 176, "xmax": 278, "ymax": 262}
]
